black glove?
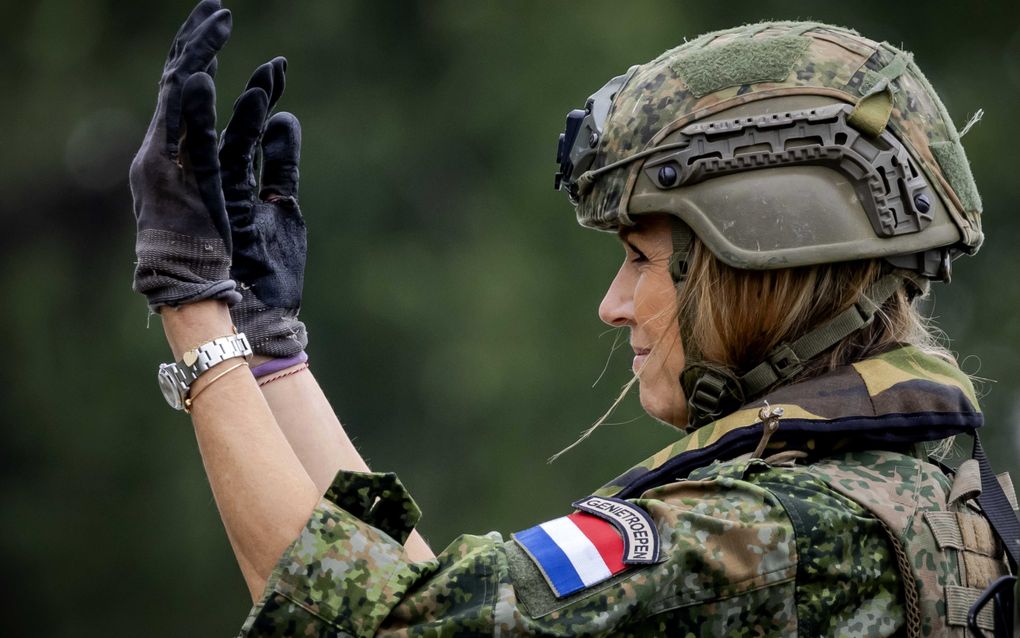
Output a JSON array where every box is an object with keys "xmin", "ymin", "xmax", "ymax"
[
  {"xmin": 130, "ymin": 0, "xmax": 241, "ymax": 310},
  {"xmin": 219, "ymin": 59, "xmax": 308, "ymax": 357}
]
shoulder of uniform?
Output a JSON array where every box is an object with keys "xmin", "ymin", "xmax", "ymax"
[
  {"xmin": 803, "ymin": 449, "xmax": 952, "ymax": 511},
  {"xmin": 506, "ymin": 482, "xmax": 800, "ymax": 622}
]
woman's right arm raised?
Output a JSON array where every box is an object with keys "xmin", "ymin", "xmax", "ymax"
[
  {"xmin": 161, "ymin": 301, "xmax": 318, "ymax": 599},
  {"xmin": 128, "ymin": 0, "xmax": 321, "ymax": 597},
  {"xmin": 130, "ymin": 2, "xmax": 432, "ymax": 599}
]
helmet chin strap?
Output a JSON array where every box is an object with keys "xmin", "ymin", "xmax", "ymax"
[
  {"xmin": 668, "ymin": 217, "xmax": 926, "ymax": 428},
  {"xmin": 680, "ymin": 271, "xmax": 911, "ymax": 428},
  {"xmin": 668, "ymin": 218, "xmax": 694, "ymax": 283}
]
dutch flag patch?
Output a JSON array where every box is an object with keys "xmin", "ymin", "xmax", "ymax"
[{"xmin": 512, "ymin": 496, "xmax": 660, "ymax": 598}]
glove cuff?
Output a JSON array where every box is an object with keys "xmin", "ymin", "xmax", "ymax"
[
  {"xmin": 134, "ymin": 229, "xmax": 241, "ymax": 309},
  {"xmin": 144, "ymin": 281, "xmax": 242, "ymax": 312},
  {"xmin": 232, "ymin": 294, "xmax": 308, "ymax": 358}
]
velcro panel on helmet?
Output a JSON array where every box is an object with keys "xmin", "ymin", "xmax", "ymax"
[
  {"xmin": 931, "ymin": 140, "xmax": 982, "ymax": 215},
  {"xmin": 671, "ymin": 35, "xmax": 811, "ymax": 98}
]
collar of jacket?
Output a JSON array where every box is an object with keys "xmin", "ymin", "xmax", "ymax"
[{"xmin": 597, "ymin": 345, "xmax": 982, "ymax": 500}]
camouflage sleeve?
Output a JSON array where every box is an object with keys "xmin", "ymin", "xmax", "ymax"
[
  {"xmin": 237, "ymin": 470, "xmax": 425, "ymax": 636},
  {"xmin": 238, "ymin": 462, "xmax": 900, "ymax": 637}
]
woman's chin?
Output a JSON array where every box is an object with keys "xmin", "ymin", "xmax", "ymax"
[{"xmin": 638, "ymin": 382, "xmax": 687, "ymax": 429}]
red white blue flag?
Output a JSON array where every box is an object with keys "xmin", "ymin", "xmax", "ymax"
[{"xmin": 512, "ymin": 496, "xmax": 659, "ymax": 598}]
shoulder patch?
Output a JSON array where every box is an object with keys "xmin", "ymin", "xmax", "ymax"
[
  {"xmin": 571, "ymin": 495, "xmax": 660, "ymax": 563},
  {"xmin": 511, "ymin": 497, "xmax": 660, "ymax": 599}
]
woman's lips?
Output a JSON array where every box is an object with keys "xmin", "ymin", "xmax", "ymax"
[{"xmin": 632, "ymin": 348, "xmax": 651, "ymax": 373}]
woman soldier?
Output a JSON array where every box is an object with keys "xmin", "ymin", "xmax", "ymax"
[{"xmin": 131, "ymin": 2, "xmax": 1017, "ymax": 636}]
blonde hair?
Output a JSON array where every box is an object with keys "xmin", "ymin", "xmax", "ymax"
[{"xmin": 677, "ymin": 238, "xmax": 952, "ymax": 383}]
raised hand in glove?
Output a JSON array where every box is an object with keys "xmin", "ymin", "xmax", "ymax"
[
  {"xmin": 129, "ymin": 0, "xmax": 241, "ymax": 310},
  {"xmin": 219, "ymin": 59, "xmax": 308, "ymax": 358}
]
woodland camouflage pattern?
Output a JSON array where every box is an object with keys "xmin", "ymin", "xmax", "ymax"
[
  {"xmin": 576, "ymin": 22, "xmax": 983, "ymax": 251},
  {"xmin": 238, "ymin": 346, "xmax": 1011, "ymax": 636}
]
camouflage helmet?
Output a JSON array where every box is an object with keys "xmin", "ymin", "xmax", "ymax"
[
  {"xmin": 555, "ymin": 22, "xmax": 985, "ymax": 426},
  {"xmin": 556, "ymin": 21, "xmax": 983, "ymax": 281}
]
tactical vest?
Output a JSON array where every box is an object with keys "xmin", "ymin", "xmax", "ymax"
[
  {"xmin": 597, "ymin": 347, "xmax": 1018, "ymax": 636},
  {"xmin": 771, "ymin": 449, "xmax": 1016, "ymax": 637}
]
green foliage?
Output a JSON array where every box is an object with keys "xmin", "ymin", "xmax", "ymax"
[{"xmin": 1, "ymin": 1, "xmax": 1017, "ymax": 635}]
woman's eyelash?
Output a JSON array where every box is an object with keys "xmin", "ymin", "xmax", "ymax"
[{"xmin": 623, "ymin": 241, "xmax": 647, "ymax": 262}]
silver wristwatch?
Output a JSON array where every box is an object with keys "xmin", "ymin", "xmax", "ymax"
[{"xmin": 157, "ymin": 333, "xmax": 252, "ymax": 411}]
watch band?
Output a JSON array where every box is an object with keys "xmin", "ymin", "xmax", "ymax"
[
  {"xmin": 175, "ymin": 333, "xmax": 253, "ymax": 384},
  {"xmin": 157, "ymin": 332, "xmax": 253, "ymax": 412}
]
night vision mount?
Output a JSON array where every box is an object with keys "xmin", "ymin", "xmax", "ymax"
[{"xmin": 554, "ymin": 68, "xmax": 635, "ymax": 201}]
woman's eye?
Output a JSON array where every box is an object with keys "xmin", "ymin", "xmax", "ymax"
[{"xmin": 622, "ymin": 239, "xmax": 648, "ymax": 263}]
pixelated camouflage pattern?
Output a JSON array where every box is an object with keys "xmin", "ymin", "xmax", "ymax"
[
  {"xmin": 239, "ymin": 504, "xmax": 408, "ymax": 636},
  {"xmin": 808, "ymin": 450, "xmax": 1010, "ymax": 636},
  {"xmin": 576, "ymin": 22, "xmax": 982, "ymax": 250},
  {"xmin": 241, "ymin": 464, "xmax": 809, "ymax": 636},
  {"xmin": 238, "ymin": 346, "xmax": 999, "ymax": 636},
  {"xmin": 694, "ymin": 457, "xmax": 905, "ymax": 636},
  {"xmin": 323, "ymin": 471, "xmax": 421, "ymax": 545}
]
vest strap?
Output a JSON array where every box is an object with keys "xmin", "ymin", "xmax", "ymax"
[
  {"xmin": 970, "ymin": 435, "xmax": 1018, "ymax": 637},
  {"xmin": 972, "ymin": 435, "xmax": 1020, "ymax": 569}
]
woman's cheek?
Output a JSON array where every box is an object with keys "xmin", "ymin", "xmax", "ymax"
[{"xmin": 634, "ymin": 273, "xmax": 674, "ymax": 335}]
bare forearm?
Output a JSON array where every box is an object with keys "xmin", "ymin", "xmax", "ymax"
[
  {"xmin": 253, "ymin": 361, "xmax": 370, "ymax": 487},
  {"xmin": 225, "ymin": 526, "xmax": 266, "ymax": 601},
  {"xmin": 161, "ymin": 301, "xmax": 319, "ymax": 595},
  {"xmin": 252, "ymin": 358, "xmax": 435, "ymax": 562}
]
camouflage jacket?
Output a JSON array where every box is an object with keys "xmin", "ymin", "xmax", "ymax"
[{"xmin": 238, "ymin": 346, "xmax": 1011, "ymax": 636}]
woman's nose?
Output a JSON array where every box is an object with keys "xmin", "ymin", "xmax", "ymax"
[{"xmin": 599, "ymin": 266, "xmax": 634, "ymax": 327}]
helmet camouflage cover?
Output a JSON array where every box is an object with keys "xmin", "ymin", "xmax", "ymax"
[{"xmin": 557, "ymin": 21, "xmax": 983, "ymax": 281}]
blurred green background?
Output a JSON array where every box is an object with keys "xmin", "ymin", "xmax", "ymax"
[{"xmin": 2, "ymin": 0, "xmax": 1018, "ymax": 634}]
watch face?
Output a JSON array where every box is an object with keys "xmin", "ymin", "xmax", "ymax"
[{"xmin": 157, "ymin": 364, "xmax": 185, "ymax": 411}]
